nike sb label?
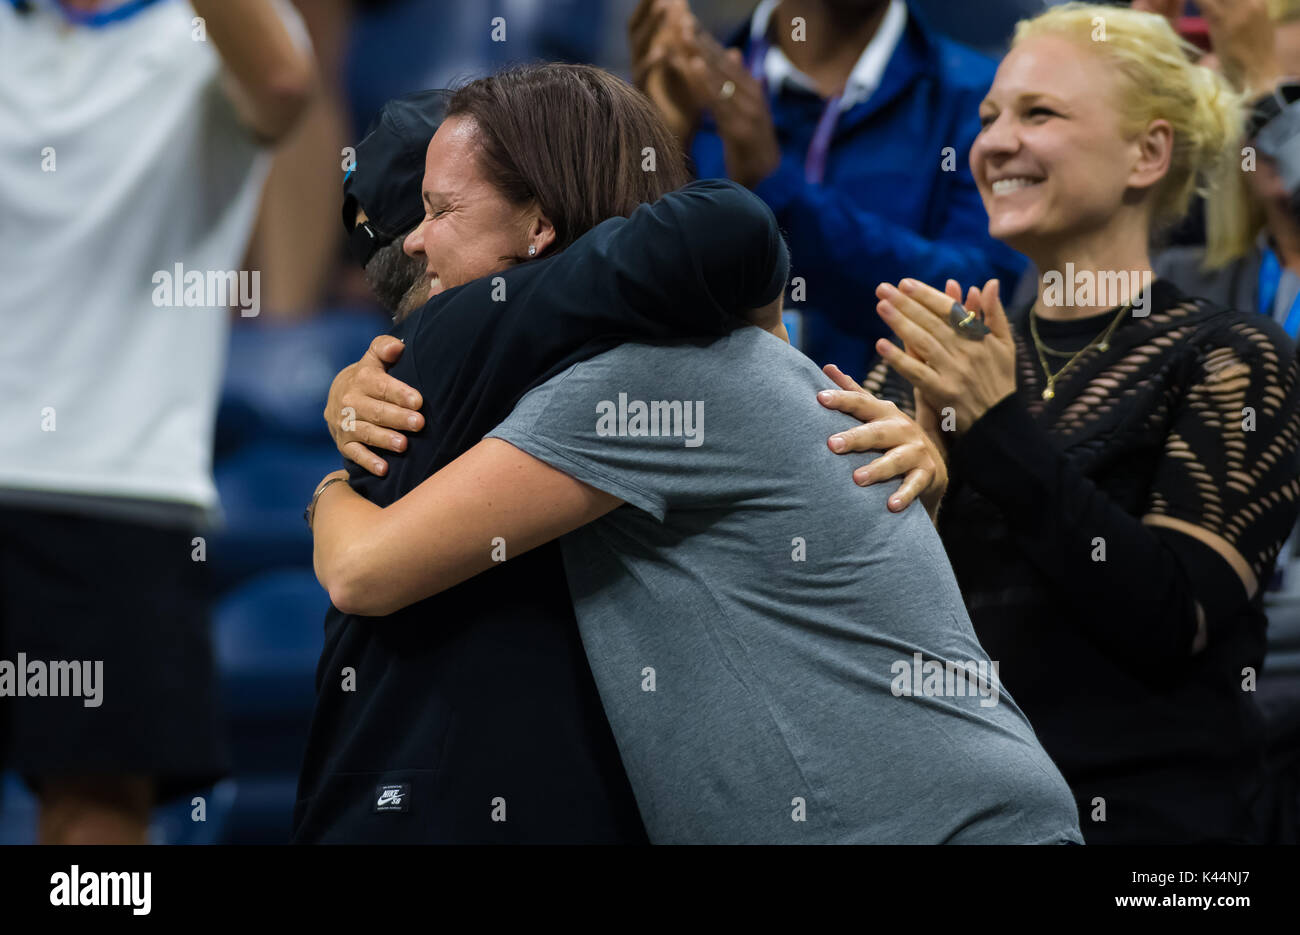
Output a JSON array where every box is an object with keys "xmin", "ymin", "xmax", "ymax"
[{"xmin": 373, "ymin": 783, "xmax": 410, "ymax": 813}]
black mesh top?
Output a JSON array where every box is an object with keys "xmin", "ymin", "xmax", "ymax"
[{"xmin": 864, "ymin": 278, "xmax": 1300, "ymax": 843}]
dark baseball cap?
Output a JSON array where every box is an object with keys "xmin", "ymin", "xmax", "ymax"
[{"xmin": 342, "ymin": 89, "xmax": 452, "ymax": 266}]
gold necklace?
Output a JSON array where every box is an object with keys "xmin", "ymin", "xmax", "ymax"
[
  {"xmin": 1031, "ymin": 331, "xmax": 1085, "ymax": 358},
  {"xmin": 1029, "ymin": 303, "xmax": 1129, "ymax": 400}
]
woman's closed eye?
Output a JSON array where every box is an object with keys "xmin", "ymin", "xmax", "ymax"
[{"xmin": 982, "ymin": 105, "xmax": 1060, "ymax": 129}]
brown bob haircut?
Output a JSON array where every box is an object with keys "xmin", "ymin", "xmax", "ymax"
[{"xmin": 446, "ymin": 63, "xmax": 690, "ymax": 254}]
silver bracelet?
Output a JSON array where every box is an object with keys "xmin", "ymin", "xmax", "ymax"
[{"xmin": 305, "ymin": 476, "xmax": 348, "ymax": 530}]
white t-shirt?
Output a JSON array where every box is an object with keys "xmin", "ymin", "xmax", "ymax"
[{"xmin": 0, "ymin": 0, "xmax": 276, "ymax": 517}]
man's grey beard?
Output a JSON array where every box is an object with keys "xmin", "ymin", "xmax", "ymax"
[{"xmin": 364, "ymin": 238, "xmax": 428, "ymax": 323}]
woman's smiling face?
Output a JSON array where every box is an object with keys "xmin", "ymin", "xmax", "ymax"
[
  {"xmin": 403, "ymin": 115, "xmax": 544, "ymax": 297},
  {"xmin": 971, "ymin": 35, "xmax": 1142, "ymax": 253}
]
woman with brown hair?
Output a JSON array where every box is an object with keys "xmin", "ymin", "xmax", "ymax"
[
  {"xmin": 826, "ymin": 3, "xmax": 1300, "ymax": 843},
  {"xmin": 299, "ymin": 62, "xmax": 1082, "ymax": 844},
  {"xmin": 291, "ymin": 63, "xmax": 761, "ymax": 844}
]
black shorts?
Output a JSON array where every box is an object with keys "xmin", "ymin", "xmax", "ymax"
[{"xmin": 0, "ymin": 505, "xmax": 228, "ymax": 803}]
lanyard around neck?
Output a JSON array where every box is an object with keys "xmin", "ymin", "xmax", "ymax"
[{"xmin": 746, "ymin": 33, "xmax": 841, "ymax": 186}]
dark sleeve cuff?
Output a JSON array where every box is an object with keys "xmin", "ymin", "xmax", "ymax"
[
  {"xmin": 1149, "ymin": 524, "xmax": 1252, "ymax": 638},
  {"xmin": 949, "ymin": 391, "xmax": 1059, "ymax": 514}
]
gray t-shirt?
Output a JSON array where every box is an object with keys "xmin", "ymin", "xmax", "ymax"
[{"xmin": 489, "ymin": 327, "xmax": 1083, "ymax": 844}]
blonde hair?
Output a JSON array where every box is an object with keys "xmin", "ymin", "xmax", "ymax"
[
  {"xmin": 1271, "ymin": 0, "xmax": 1300, "ymax": 25},
  {"xmin": 1205, "ymin": 0, "xmax": 1300, "ymax": 267},
  {"xmin": 1012, "ymin": 3, "xmax": 1242, "ymax": 240}
]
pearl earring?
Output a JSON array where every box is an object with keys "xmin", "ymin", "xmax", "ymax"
[{"xmin": 528, "ymin": 245, "xmax": 537, "ymax": 256}]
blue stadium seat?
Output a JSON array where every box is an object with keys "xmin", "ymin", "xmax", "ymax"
[
  {"xmin": 213, "ymin": 569, "xmax": 329, "ymax": 842},
  {"xmin": 149, "ymin": 781, "xmax": 235, "ymax": 845},
  {"xmin": 217, "ymin": 307, "xmax": 390, "ymax": 451},
  {"xmin": 214, "ymin": 568, "xmax": 328, "ymax": 721},
  {"xmin": 0, "ymin": 771, "xmax": 37, "ymax": 844},
  {"xmin": 210, "ymin": 441, "xmax": 343, "ymax": 590},
  {"xmin": 216, "ymin": 776, "xmax": 304, "ymax": 845}
]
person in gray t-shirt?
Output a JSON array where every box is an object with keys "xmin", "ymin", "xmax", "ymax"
[{"xmin": 487, "ymin": 324, "xmax": 1083, "ymax": 844}]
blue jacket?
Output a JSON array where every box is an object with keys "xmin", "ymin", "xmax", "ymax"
[{"xmin": 690, "ymin": 6, "xmax": 1027, "ymax": 376}]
